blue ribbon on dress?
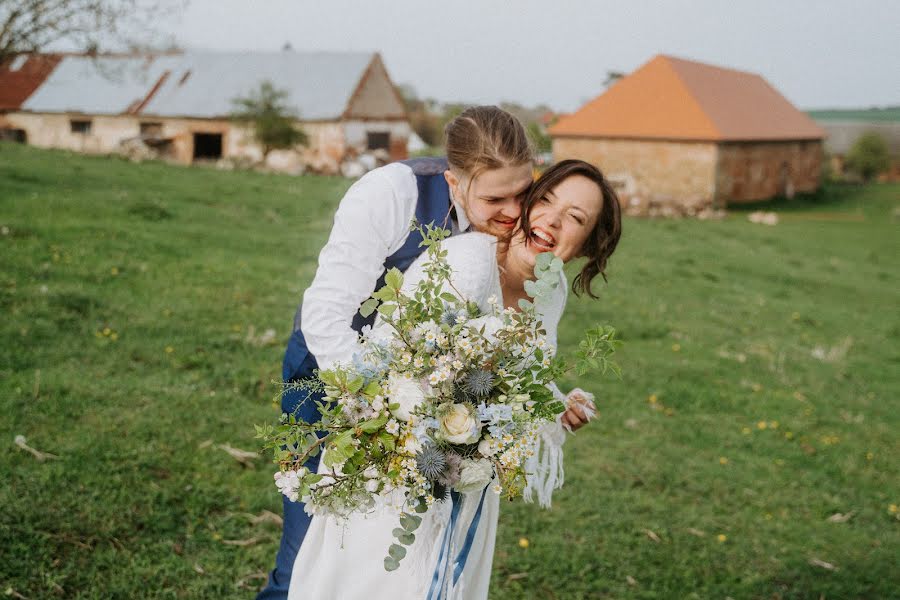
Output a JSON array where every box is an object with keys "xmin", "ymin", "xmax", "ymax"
[{"xmin": 426, "ymin": 486, "xmax": 490, "ymax": 599}]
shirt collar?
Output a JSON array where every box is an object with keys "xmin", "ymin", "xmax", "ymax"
[{"xmin": 451, "ymin": 198, "xmax": 471, "ymax": 232}]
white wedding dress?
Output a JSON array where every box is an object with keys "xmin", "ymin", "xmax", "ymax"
[{"xmin": 288, "ymin": 232, "xmax": 569, "ymax": 600}]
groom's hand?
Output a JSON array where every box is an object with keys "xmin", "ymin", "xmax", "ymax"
[{"xmin": 561, "ymin": 391, "xmax": 596, "ymax": 432}]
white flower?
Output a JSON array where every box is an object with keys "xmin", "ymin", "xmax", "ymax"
[
  {"xmin": 385, "ymin": 419, "xmax": 400, "ymax": 435},
  {"xmin": 454, "ymin": 458, "xmax": 494, "ymax": 494},
  {"xmin": 371, "ymin": 395, "xmax": 385, "ymax": 412},
  {"xmin": 363, "ymin": 466, "xmax": 379, "ymax": 479},
  {"xmin": 478, "ymin": 437, "xmax": 499, "ymax": 457},
  {"xmin": 402, "ymin": 434, "xmax": 422, "ymax": 455},
  {"xmin": 439, "ymin": 403, "xmax": 481, "ymax": 444},
  {"xmin": 387, "ymin": 372, "xmax": 426, "ymax": 420},
  {"xmin": 365, "ymin": 479, "xmax": 380, "ymax": 493}
]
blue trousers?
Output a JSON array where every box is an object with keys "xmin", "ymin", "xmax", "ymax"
[{"xmin": 257, "ymin": 329, "xmax": 324, "ymax": 600}]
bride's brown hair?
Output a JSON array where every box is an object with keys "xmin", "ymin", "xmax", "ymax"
[{"xmin": 520, "ymin": 160, "xmax": 622, "ymax": 298}]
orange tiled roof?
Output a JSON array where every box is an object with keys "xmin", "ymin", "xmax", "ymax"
[
  {"xmin": 550, "ymin": 55, "xmax": 825, "ymax": 142},
  {"xmin": 0, "ymin": 54, "xmax": 63, "ymax": 111}
]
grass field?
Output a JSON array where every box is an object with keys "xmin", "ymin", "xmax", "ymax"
[{"xmin": 1, "ymin": 142, "xmax": 898, "ymax": 599}]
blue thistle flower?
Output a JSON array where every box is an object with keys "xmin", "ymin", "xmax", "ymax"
[
  {"xmin": 416, "ymin": 445, "xmax": 447, "ymax": 481},
  {"xmin": 440, "ymin": 303, "xmax": 459, "ymax": 327},
  {"xmin": 462, "ymin": 369, "xmax": 495, "ymax": 397}
]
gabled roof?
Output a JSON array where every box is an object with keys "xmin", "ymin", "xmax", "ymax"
[
  {"xmin": 23, "ymin": 54, "xmax": 181, "ymax": 115},
  {"xmin": 141, "ymin": 51, "xmax": 377, "ymax": 120},
  {"xmin": 16, "ymin": 50, "xmax": 387, "ymax": 120},
  {"xmin": 0, "ymin": 54, "xmax": 63, "ymax": 110},
  {"xmin": 550, "ymin": 55, "xmax": 825, "ymax": 142}
]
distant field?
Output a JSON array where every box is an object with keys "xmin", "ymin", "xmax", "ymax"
[
  {"xmin": 1, "ymin": 143, "xmax": 898, "ymax": 599},
  {"xmin": 807, "ymin": 106, "xmax": 900, "ymax": 122}
]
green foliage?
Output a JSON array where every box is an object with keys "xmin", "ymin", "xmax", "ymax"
[
  {"xmin": 846, "ymin": 131, "xmax": 891, "ymax": 181},
  {"xmin": 527, "ymin": 121, "xmax": 551, "ymax": 153},
  {"xmin": 1, "ymin": 143, "xmax": 898, "ymax": 598},
  {"xmin": 231, "ymin": 80, "xmax": 309, "ymax": 159}
]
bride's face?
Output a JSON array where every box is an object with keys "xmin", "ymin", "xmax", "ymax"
[
  {"xmin": 508, "ymin": 174, "xmax": 603, "ymax": 271},
  {"xmin": 445, "ymin": 165, "xmax": 533, "ymax": 238}
]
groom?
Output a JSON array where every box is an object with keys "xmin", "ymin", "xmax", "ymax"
[{"xmin": 256, "ymin": 137, "xmax": 534, "ymax": 597}]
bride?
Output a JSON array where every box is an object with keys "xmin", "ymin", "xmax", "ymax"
[{"xmin": 288, "ymin": 159, "xmax": 622, "ymax": 599}]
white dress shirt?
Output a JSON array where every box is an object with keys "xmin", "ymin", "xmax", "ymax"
[{"xmin": 299, "ymin": 161, "xmax": 469, "ymax": 371}]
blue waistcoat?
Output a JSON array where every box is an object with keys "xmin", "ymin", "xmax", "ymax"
[{"xmin": 282, "ymin": 157, "xmax": 452, "ymax": 408}]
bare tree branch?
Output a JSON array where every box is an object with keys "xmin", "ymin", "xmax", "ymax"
[{"xmin": 0, "ymin": 0, "xmax": 187, "ymax": 63}]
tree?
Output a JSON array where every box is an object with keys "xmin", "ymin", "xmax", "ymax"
[
  {"xmin": 846, "ymin": 132, "xmax": 891, "ymax": 182},
  {"xmin": 527, "ymin": 121, "xmax": 551, "ymax": 154},
  {"xmin": 0, "ymin": 0, "xmax": 186, "ymax": 64},
  {"xmin": 231, "ymin": 80, "xmax": 308, "ymax": 160},
  {"xmin": 398, "ymin": 83, "xmax": 442, "ymax": 147},
  {"xmin": 603, "ymin": 70, "xmax": 625, "ymax": 88}
]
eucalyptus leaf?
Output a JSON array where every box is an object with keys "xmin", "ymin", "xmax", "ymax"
[
  {"xmin": 536, "ymin": 252, "xmax": 553, "ymax": 270},
  {"xmin": 399, "ymin": 513, "xmax": 422, "ymax": 531},
  {"xmin": 550, "ymin": 256, "xmax": 564, "ymax": 272},
  {"xmin": 384, "ymin": 557, "xmax": 400, "ymax": 571},
  {"xmin": 388, "ymin": 543, "xmax": 407, "ymax": 560}
]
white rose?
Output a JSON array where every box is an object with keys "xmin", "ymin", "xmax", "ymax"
[
  {"xmin": 439, "ymin": 403, "xmax": 482, "ymax": 444},
  {"xmin": 467, "ymin": 315, "xmax": 505, "ymax": 346},
  {"xmin": 454, "ymin": 458, "xmax": 494, "ymax": 494},
  {"xmin": 387, "ymin": 373, "xmax": 426, "ymax": 421},
  {"xmin": 365, "ymin": 479, "xmax": 380, "ymax": 493},
  {"xmin": 478, "ymin": 437, "xmax": 499, "ymax": 457},
  {"xmin": 363, "ymin": 466, "xmax": 379, "ymax": 479}
]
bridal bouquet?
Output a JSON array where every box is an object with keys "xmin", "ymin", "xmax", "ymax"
[{"xmin": 258, "ymin": 224, "xmax": 619, "ymax": 571}]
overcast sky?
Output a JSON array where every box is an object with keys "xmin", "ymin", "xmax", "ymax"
[{"xmin": 169, "ymin": 0, "xmax": 899, "ymax": 112}]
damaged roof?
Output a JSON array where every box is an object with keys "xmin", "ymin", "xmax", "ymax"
[
  {"xmin": 0, "ymin": 54, "xmax": 64, "ymax": 111},
  {"xmin": 14, "ymin": 50, "xmax": 377, "ymax": 120}
]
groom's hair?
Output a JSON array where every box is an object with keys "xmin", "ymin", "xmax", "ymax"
[
  {"xmin": 521, "ymin": 159, "xmax": 622, "ymax": 299},
  {"xmin": 444, "ymin": 106, "xmax": 533, "ymax": 185}
]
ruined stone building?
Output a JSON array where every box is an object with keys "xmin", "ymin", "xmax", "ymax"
[
  {"xmin": 0, "ymin": 50, "xmax": 411, "ymax": 173},
  {"xmin": 550, "ymin": 55, "xmax": 825, "ymax": 213}
]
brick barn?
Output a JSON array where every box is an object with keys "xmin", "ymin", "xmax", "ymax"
[
  {"xmin": 550, "ymin": 55, "xmax": 826, "ymax": 214},
  {"xmin": 0, "ymin": 50, "xmax": 411, "ymax": 174}
]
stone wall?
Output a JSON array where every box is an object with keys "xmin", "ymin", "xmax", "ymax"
[
  {"xmin": 714, "ymin": 140, "xmax": 822, "ymax": 203},
  {"xmin": 552, "ymin": 136, "xmax": 718, "ymax": 215},
  {"xmin": 553, "ymin": 136, "xmax": 824, "ymax": 212},
  {"xmin": 4, "ymin": 112, "xmax": 138, "ymax": 153},
  {"xmin": 3, "ymin": 112, "xmax": 354, "ymax": 171}
]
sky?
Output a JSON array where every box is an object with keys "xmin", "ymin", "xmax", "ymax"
[{"xmin": 166, "ymin": 0, "xmax": 899, "ymax": 112}]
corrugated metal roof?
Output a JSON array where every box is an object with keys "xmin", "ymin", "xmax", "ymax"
[
  {"xmin": 22, "ymin": 55, "xmax": 180, "ymax": 114},
  {"xmin": 550, "ymin": 55, "xmax": 825, "ymax": 142},
  {"xmin": 142, "ymin": 51, "xmax": 373, "ymax": 120},
  {"xmin": 19, "ymin": 51, "xmax": 375, "ymax": 120}
]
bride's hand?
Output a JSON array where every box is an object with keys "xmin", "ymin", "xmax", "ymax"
[{"xmin": 561, "ymin": 389, "xmax": 596, "ymax": 432}]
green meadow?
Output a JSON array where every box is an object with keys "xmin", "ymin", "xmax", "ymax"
[{"xmin": 1, "ymin": 143, "xmax": 898, "ymax": 599}]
